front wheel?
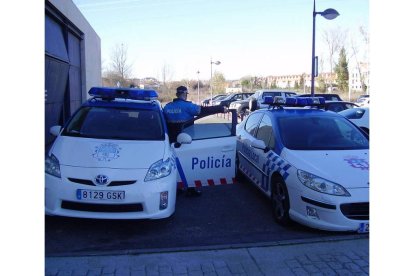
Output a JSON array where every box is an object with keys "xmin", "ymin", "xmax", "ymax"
[{"xmin": 271, "ymin": 176, "xmax": 291, "ymax": 225}]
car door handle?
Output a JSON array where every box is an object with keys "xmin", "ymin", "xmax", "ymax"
[{"xmin": 221, "ymin": 146, "xmax": 234, "ymax": 152}]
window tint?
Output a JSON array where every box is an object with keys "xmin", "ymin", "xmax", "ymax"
[
  {"xmin": 245, "ymin": 112, "xmax": 263, "ymax": 136},
  {"xmin": 262, "ymin": 92, "xmax": 281, "ymax": 98},
  {"xmin": 278, "ymin": 115, "xmax": 368, "ymax": 150},
  {"xmin": 182, "ymin": 114, "xmax": 233, "ymax": 140},
  {"xmin": 63, "ymin": 107, "xmax": 164, "ymax": 140},
  {"xmin": 327, "ymin": 103, "xmax": 345, "ymax": 112},
  {"xmin": 256, "ymin": 115, "xmax": 275, "ymax": 149}
]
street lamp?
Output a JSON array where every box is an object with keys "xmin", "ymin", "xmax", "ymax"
[
  {"xmin": 210, "ymin": 58, "xmax": 221, "ymax": 105},
  {"xmin": 196, "ymin": 70, "xmax": 200, "ymax": 104},
  {"xmin": 310, "ymin": 0, "xmax": 339, "ymax": 97}
]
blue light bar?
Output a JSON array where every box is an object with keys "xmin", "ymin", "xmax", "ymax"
[
  {"xmin": 88, "ymin": 87, "xmax": 158, "ymax": 101},
  {"xmin": 269, "ymin": 97, "xmax": 325, "ymax": 108},
  {"xmin": 263, "ymin": 96, "xmax": 274, "ymax": 105}
]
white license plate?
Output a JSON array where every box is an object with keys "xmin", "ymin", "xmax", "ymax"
[
  {"xmin": 358, "ymin": 222, "xmax": 369, "ymax": 233},
  {"xmin": 76, "ymin": 189, "xmax": 125, "ymax": 201}
]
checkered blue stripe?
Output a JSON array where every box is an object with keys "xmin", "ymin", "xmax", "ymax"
[{"xmin": 264, "ymin": 151, "xmax": 291, "ymax": 180}]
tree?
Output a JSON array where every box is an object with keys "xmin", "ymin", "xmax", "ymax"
[
  {"xmin": 294, "ymin": 80, "xmax": 299, "ymax": 89},
  {"xmin": 316, "ymin": 76, "xmax": 327, "ymax": 92},
  {"xmin": 212, "ymin": 72, "xmax": 226, "ymax": 93},
  {"xmin": 108, "ymin": 43, "xmax": 133, "ymax": 86},
  {"xmin": 334, "ymin": 47, "xmax": 349, "ymax": 92},
  {"xmin": 322, "ymin": 27, "xmax": 347, "ymax": 90}
]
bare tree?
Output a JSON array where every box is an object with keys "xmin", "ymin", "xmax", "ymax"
[
  {"xmin": 322, "ymin": 27, "xmax": 347, "ymax": 91},
  {"xmin": 109, "ymin": 43, "xmax": 133, "ymax": 86},
  {"xmin": 348, "ymin": 25, "xmax": 369, "ymax": 93}
]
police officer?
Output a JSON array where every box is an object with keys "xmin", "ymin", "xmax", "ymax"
[{"xmin": 163, "ymin": 85, "xmax": 225, "ymax": 196}]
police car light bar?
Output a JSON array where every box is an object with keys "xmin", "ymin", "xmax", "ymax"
[
  {"xmin": 88, "ymin": 87, "xmax": 158, "ymax": 101},
  {"xmin": 263, "ymin": 96, "xmax": 325, "ymax": 108}
]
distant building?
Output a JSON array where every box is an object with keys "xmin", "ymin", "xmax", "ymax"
[
  {"xmin": 225, "ymin": 87, "xmax": 242, "ymax": 93},
  {"xmin": 349, "ymin": 62, "xmax": 370, "ymax": 93},
  {"xmin": 45, "ymin": 0, "xmax": 101, "ymax": 148}
]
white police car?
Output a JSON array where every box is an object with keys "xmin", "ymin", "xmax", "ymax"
[
  {"xmin": 45, "ymin": 87, "xmax": 237, "ymax": 219},
  {"xmin": 236, "ymin": 96, "xmax": 369, "ymax": 232}
]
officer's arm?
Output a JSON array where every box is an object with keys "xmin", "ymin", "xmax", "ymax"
[{"xmin": 199, "ymin": 105, "xmax": 225, "ymax": 116}]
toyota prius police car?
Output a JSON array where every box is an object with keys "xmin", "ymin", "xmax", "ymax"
[
  {"xmin": 236, "ymin": 96, "xmax": 369, "ymax": 232},
  {"xmin": 45, "ymin": 87, "xmax": 236, "ymax": 219}
]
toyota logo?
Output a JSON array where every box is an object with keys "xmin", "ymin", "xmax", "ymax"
[{"xmin": 95, "ymin": 175, "xmax": 109, "ymax": 185}]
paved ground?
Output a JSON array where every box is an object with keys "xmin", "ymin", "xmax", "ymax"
[{"xmin": 45, "ymin": 236, "xmax": 369, "ymax": 275}]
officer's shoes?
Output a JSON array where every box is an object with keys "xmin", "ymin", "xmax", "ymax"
[{"xmin": 186, "ymin": 187, "xmax": 202, "ymax": 197}]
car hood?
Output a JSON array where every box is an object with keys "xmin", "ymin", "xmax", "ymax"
[
  {"xmin": 50, "ymin": 136, "xmax": 167, "ymax": 169},
  {"xmin": 281, "ymin": 148, "xmax": 369, "ymax": 189}
]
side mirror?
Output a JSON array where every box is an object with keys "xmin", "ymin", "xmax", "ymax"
[
  {"xmin": 251, "ymin": 139, "xmax": 266, "ymax": 150},
  {"xmin": 174, "ymin": 133, "xmax": 192, "ymax": 148},
  {"xmin": 50, "ymin": 125, "xmax": 62, "ymax": 136}
]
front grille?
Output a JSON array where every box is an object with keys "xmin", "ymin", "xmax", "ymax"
[
  {"xmin": 61, "ymin": 201, "xmax": 143, "ymax": 213},
  {"xmin": 340, "ymin": 202, "xmax": 369, "ymax": 220},
  {"xmin": 68, "ymin": 178, "xmax": 136, "ymax": 187}
]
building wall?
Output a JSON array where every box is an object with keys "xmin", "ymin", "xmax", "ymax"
[
  {"xmin": 48, "ymin": 0, "xmax": 101, "ymax": 96},
  {"xmin": 45, "ymin": 0, "xmax": 101, "ymax": 149}
]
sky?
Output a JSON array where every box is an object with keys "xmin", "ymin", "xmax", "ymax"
[{"xmin": 72, "ymin": 0, "xmax": 369, "ymax": 81}]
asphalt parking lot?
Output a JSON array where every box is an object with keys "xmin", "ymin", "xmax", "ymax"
[{"xmin": 45, "ymin": 177, "xmax": 360, "ymax": 257}]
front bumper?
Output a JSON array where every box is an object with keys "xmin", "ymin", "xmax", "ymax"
[
  {"xmin": 288, "ymin": 186, "xmax": 369, "ymax": 232},
  {"xmin": 45, "ymin": 166, "xmax": 177, "ymax": 219}
]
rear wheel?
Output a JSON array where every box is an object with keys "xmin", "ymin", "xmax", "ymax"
[{"xmin": 271, "ymin": 176, "xmax": 291, "ymax": 225}]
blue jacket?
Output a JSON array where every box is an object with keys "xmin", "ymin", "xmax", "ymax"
[{"xmin": 163, "ymin": 98, "xmax": 201, "ymax": 123}]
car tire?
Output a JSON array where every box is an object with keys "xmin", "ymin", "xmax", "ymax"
[{"xmin": 271, "ymin": 175, "xmax": 291, "ymax": 225}]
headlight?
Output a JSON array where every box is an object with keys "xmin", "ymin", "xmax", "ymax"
[
  {"xmin": 145, "ymin": 158, "xmax": 175, "ymax": 181},
  {"xmin": 45, "ymin": 154, "xmax": 61, "ymax": 178},
  {"xmin": 297, "ymin": 170, "xmax": 350, "ymax": 196}
]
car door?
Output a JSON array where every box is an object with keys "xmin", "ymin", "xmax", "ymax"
[
  {"xmin": 172, "ymin": 111, "xmax": 238, "ymax": 189},
  {"xmin": 253, "ymin": 114, "xmax": 277, "ymax": 194},
  {"xmin": 237, "ymin": 112, "xmax": 264, "ymax": 187}
]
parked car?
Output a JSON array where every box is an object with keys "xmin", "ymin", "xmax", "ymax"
[
  {"xmin": 339, "ymin": 107, "xmax": 369, "ymax": 134},
  {"xmin": 297, "ymin": 93, "xmax": 343, "ymax": 101},
  {"xmin": 212, "ymin": 92, "xmax": 253, "ymax": 108},
  {"xmin": 45, "ymin": 87, "xmax": 237, "ymax": 220},
  {"xmin": 229, "ymin": 90, "xmax": 297, "ymax": 117},
  {"xmin": 324, "ymin": 101, "xmax": 358, "ymax": 112},
  {"xmin": 355, "ymin": 95, "xmax": 370, "ymax": 107},
  {"xmin": 202, "ymin": 94, "xmax": 227, "ymax": 106},
  {"xmin": 235, "ymin": 96, "xmax": 369, "ymax": 232}
]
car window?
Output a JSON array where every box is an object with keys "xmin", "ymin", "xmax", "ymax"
[
  {"xmin": 244, "ymin": 112, "xmax": 263, "ymax": 136},
  {"xmin": 262, "ymin": 92, "xmax": 281, "ymax": 98},
  {"xmin": 181, "ymin": 113, "xmax": 234, "ymax": 140},
  {"xmin": 327, "ymin": 103, "xmax": 345, "ymax": 112},
  {"xmin": 233, "ymin": 94, "xmax": 243, "ymax": 100},
  {"xmin": 255, "ymin": 115, "xmax": 275, "ymax": 149},
  {"xmin": 63, "ymin": 106, "xmax": 164, "ymax": 140},
  {"xmin": 278, "ymin": 115, "xmax": 368, "ymax": 150}
]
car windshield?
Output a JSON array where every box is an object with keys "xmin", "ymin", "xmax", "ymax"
[
  {"xmin": 62, "ymin": 106, "xmax": 164, "ymax": 140},
  {"xmin": 278, "ymin": 115, "xmax": 368, "ymax": 150}
]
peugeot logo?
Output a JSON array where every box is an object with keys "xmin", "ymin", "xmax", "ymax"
[{"xmin": 95, "ymin": 174, "xmax": 109, "ymax": 185}]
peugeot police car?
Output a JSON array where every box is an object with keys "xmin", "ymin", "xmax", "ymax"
[
  {"xmin": 45, "ymin": 87, "xmax": 237, "ymax": 219},
  {"xmin": 236, "ymin": 96, "xmax": 369, "ymax": 232}
]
